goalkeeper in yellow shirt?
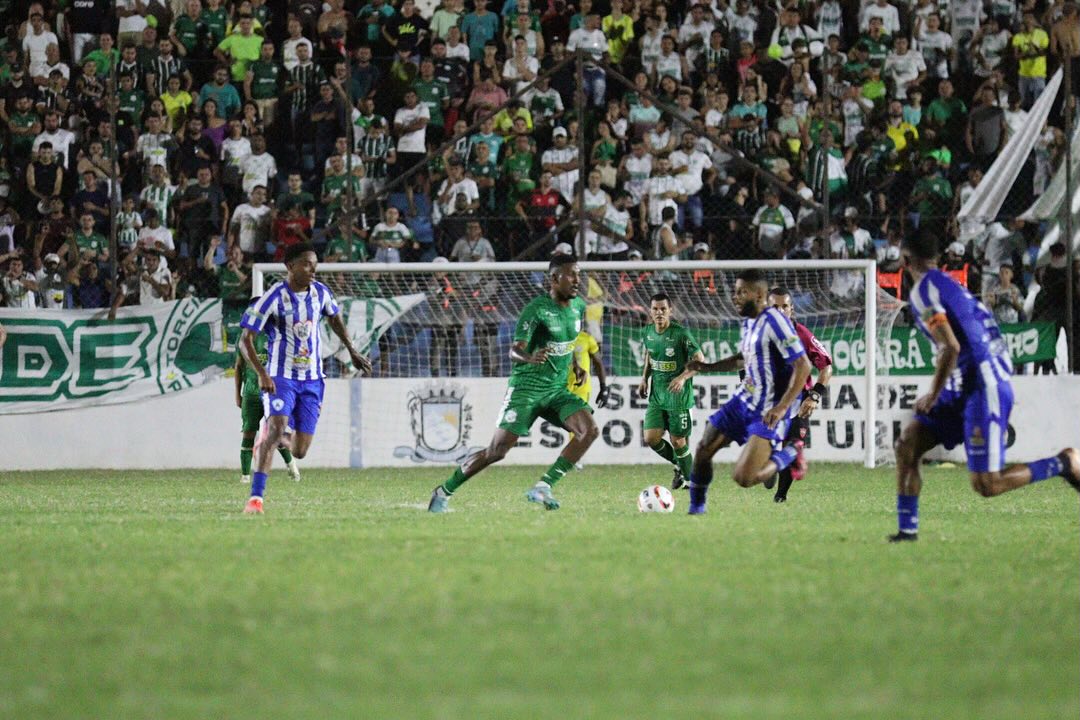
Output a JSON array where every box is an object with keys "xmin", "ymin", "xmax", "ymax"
[{"xmin": 567, "ymin": 329, "xmax": 609, "ymax": 468}]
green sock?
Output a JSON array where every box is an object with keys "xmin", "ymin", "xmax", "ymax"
[
  {"xmin": 650, "ymin": 439, "xmax": 676, "ymax": 464},
  {"xmin": 443, "ymin": 466, "xmax": 468, "ymax": 494},
  {"xmin": 675, "ymin": 444, "xmax": 693, "ymax": 479},
  {"xmin": 241, "ymin": 437, "xmax": 254, "ymax": 475},
  {"xmin": 278, "ymin": 446, "xmax": 294, "ymax": 464},
  {"xmin": 542, "ymin": 456, "xmax": 575, "ymax": 487}
]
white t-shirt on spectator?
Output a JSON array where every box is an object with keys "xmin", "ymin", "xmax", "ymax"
[
  {"xmin": 645, "ymin": 174, "xmax": 686, "ymax": 225},
  {"xmin": 541, "ymin": 145, "xmax": 580, "ymax": 202},
  {"xmin": 241, "ymin": 152, "xmax": 277, "ymax": 196},
  {"xmin": 918, "ymin": 29, "xmax": 953, "ymax": 78},
  {"xmin": 116, "ymin": 0, "xmax": 149, "ymax": 33},
  {"xmin": 221, "ymin": 136, "xmax": 252, "ymax": 166},
  {"xmin": 668, "ymin": 149, "xmax": 713, "ymax": 196},
  {"xmin": 35, "ymin": 267, "xmax": 67, "ymax": 309},
  {"xmin": 623, "ymin": 153, "xmax": 653, "ymax": 206},
  {"xmin": 138, "ymin": 224, "xmax": 175, "ymax": 253},
  {"xmin": 503, "ymin": 56, "xmax": 540, "ymax": 95},
  {"xmin": 829, "ymin": 226, "xmax": 872, "ymax": 258},
  {"xmin": 230, "ymin": 203, "xmax": 272, "ymax": 254},
  {"xmin": 34, "ymin": 129, "xmax": 77, "ymax": 166},
  {"xmin": 2, "ymin": 273, "xmax": 37, "ymax": 308},
  {"xmin": 567, "ymin": 28, "xmax": 608, "ymax": 65},
  {"xmin": 446, "ymin": 41, "xmax": 470, "ymax": 61},
  {"xmin": 860, "ymin": 3, "xmax": 901, "ymax": 34},
  {"xmin": 22, "ymin": 29, "xmax": 59, "ymax": 73},
  {"xmin": 394, "ymin": 104, "xmax": 429, "ymax": 153},
  {"xmin": 437, "ymin": 177, "xmax": 479, "ymax": 217},
  {"xmin": 884, "ymin": 49, "xmax": 926, "ymax": 92},
  {"xmin": 140, "ymin": 264, "xmax": 172, "ymax": 306},
  {"xmin": 36, "ymin": 61, "xmax": 70, "ymax": 83}
]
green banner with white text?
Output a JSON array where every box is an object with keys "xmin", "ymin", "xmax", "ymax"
[{"xmin": 609, "ymin": 322, "xmax": 1058, "ymax": 376}]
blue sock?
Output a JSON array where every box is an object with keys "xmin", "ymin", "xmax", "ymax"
[
  {"xmin": 688, "ymin": 464, "xmax": 712, "ymax": 507},
  {"xmin": 251, "ymin": 471, "xmax": 268, "ymax": 499},
  {"xmin": 769, "ymin": 445, "xmax": 799, "ymax": 472},
  {"xmin": 897, "ymin": 495, "xmax": 919, "ymax": 534},
  {"xmin": 1027, "ymin": 456, "xmax": 1063, "ymax": 483}
]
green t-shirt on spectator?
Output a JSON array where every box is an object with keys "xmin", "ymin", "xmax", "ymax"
[
  {"xmin": 412, "ymin": 79, "xmax": 449, "ymax": 128},
  {"xmin": 247, "ymin": 59, "xmax": 282, "ymax": 99},
  {"xmin": 217, "ymin": 33, "xmax": 263, "ymax": 82},
  {"xmin": 75, "ymin": 231, "xmax": 107, "ymax": 256},
  {"xmin": 173, "ymin": 14, "xmax": 203, "ymax": 54},
  {"xmin": 325, "ymin": 234, "xmax": 369, "ymax": 262}
]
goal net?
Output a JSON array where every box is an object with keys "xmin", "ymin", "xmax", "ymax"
[{"xmin": 252, "ymin": 260, "xmax": 903, "ymax": 468}]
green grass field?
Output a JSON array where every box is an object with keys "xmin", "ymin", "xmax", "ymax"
[{"xmin": 1, "ymin": 464, "xmax": 1077, "ymax": 719}]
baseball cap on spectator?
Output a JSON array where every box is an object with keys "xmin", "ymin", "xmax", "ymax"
[
  {"xmin": 843, "ymin": 207, "xmax": 858, "ymax": 219},
  {"xmin": 798, "ymin": 186, "xmax": 814, "ymax": 202},
  {"xmin": 433, "ymin": 256, "xmax": 449, "ymax": 264},
  {"xmin": 692, "ymin": 242, "xmax": 710, "ymax": 255},
  {"xmin": 44, "ymin": 253, "xmax": 61, "ymax": 265},
  {"xmin": 551, "ymin": 242, "xmax": 573, "ymax": 256},
  {"xmin": 947, "ymin": 241, "xmax": 965, "ymax": 256},
  {"xmin": 627, "ymin": 249, "xmax": 643, "ymax": 259},
  {"xmin": 552, "ymin": 127, "xmax": 568, "ymax": 138}
]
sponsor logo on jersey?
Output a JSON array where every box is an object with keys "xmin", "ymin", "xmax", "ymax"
[
  {"xmin": 650, "ymin": 359, "xmax": 678, "ymax": 372},
  {"xmin": 272, "ymin": 398, "xmax": 285, "ymax": 411},
  {"xmin": 969, "ymin": 426, "xmax": 985, "ymax": 447},
  {"xmin": 665, "ymin": 347, "xmax": 675, "ymax": 356},
  {"xmin": 546, "ymin": 340, "xmax": 576, "ymax": 356}
]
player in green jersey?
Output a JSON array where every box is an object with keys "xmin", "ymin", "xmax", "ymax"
[
  {"xmin": 429, "ymin": 255, "xmax": 604, "ymax": 512},
  {"xmin": 235, "ymin": 298, "xmax": 299, "ymax": 485},
  {"xmin": 638, "ymin": 293, "xmax": 704, "ymax": 489}
]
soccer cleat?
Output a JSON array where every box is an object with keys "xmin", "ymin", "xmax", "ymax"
[
  {"xmin": 887, "ymin": 531, "xmax": 917, "ymax": 543},
  {"xmin": 428, "ymin": 485, "xmax": 450, "ymax": 513},
  {"xmin": 762, "ymin": 472, "xmax": 777, "ymax": 490},
  {"xmin": 790, "ymin": 440, "xmax": 808, "ymax": 481},
  {"xmin": 774, "ymin": 493, "xmax": 786, "ymax": 503},
  {"xmin": 526, "ymin": 485, "xmax": 560, "ymax": 510},
  {"xmin": 1059, "ymin": 449, "xmax": 1080, "ymax": 493},
  {"xmin": 241, "ymin": 474, "xmax": 251, "ymax": 485},
  {"xmin": 287, "ymin": 460, "xmax": 301, "ymax": 482},
  {"xmin": 243, "ymin": 497, "xmax": 264, "ymax": 514},
  {"xmin": 687, "ymin": 502, "xmax": 707, "ymax": 515},
  {"xmin": 671, "ymin": 467, "xmax": 686, "ymax": 490},
  {"xmin": 574, "ymin": 461, "xmax": 584, "ymax": 471}
]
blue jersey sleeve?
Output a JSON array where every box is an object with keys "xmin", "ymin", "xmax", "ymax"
[
  {"xmin": 241, "ymin": 289, "xmax": 278, "ymax": 333},
  {"xmin": 764, "ymin": 308, "xmax": 806, "ymax": 362},
  {"xmin": 317, "ymin": 282, "xmax": 341, "ymax": 317}
]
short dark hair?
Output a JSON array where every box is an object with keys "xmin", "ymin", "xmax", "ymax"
[
  {"xmin": 768, "ymin": 286, "xmax": 789, "ymax": 298},
  {"xmin": 284, "ymin": 242, "xmax": 316, "ymax": 264},
  {"xmin": 650, "ymin": 292, "xmax": 671, "ymax": 304},
  {"xmin": 549, "ymin": 253, "xmax": 577, "ymax": 273},
  {"xmin": 736, "ymin": 268, "xmax": 767, "ymax": 286}
]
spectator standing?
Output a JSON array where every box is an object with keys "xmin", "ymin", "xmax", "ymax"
[
  {"xmin": 229, "ymin": 185, "xmax": 272, "ymax": 257},
  {"xmin": 370, "ymin": 207, "xmax": 414, "ymax": 263}
]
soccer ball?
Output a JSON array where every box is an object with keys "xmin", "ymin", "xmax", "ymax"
[{"xmin": 637, "ymin": 485, "xmax": 675, "ymax": 513}]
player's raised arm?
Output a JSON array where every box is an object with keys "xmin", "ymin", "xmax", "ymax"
[{"xmin": 914, "ymin": 315, "xmax": 960, "ymax": 415}]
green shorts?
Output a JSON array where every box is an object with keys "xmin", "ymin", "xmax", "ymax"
[
  {"xmin": 644, "ymin": 405, "xmax": 692, "ymax": 438},
  {"xmin": 241, "ymin": 393, "xmax": 264, "ymax": 433},
  {"xmin": 497, "ymin": 385, "xmax": 592, "ymax": 437}
]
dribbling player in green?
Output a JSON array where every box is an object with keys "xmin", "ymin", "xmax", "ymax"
[
  {"xmin": 638, "ymin": 292, "xmax": 703, "ymax": 489},
  {"xmin": 428, "ymin": 255, "xmax": 604, "ymax": 512},
  {"xmin": 235, "ymin": 298, "xmax": 300, "ymax": 485}
]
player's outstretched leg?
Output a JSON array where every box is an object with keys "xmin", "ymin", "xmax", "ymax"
[
  {"xmin": 969, "ymin": 447, "xmax": 1080, "ymax": 497},
  {"xmin": 643, "ymin": 424, "xmax": 689, "ymax": 488},
  {"xmin": 687, "ymin": 425, "xmax": 728, "ymax": 514},
  {"xmin": 888, "ymin": 421, "xmax": 939, "ymax": 542},
  {"xmin": 732, "ymin": 435, "xmax": 799, "ymax": 489},
  {"xmin": 526, "ymin": 409, "xmax": 599, "ymax": 510},
  {"xmin": 429, "ymin": 429, "xmax": 519, "ymax": 512}
]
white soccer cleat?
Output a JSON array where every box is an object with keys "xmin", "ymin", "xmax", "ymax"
[
  {"xmin": 242, "ymin": 474, "xmax": 251, "ymax": 485},
  {"xmin": 287, "ymin": 460, "xmax": 301, "ymax": 482}
]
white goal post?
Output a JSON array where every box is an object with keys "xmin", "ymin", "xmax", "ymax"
[{"xmin": 253, "ymin": 259, "xmax": 893, "ymax": 469}]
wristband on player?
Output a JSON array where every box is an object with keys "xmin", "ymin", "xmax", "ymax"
[{"xmin": 812, "ymin": 382, "xmax": 827, "ymax": 397}]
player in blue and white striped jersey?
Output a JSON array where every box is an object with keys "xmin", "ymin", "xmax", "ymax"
[
  {"xmin": 238, "ymin": 243, "xmax": 372, "ymax": 514},
  {"xmin": 682, "ymin": 269, "xmax": 812, "ymax": 514},
  {"xmin": 890, "ymin": 235, "xmax": 1080, "ymax": 541}
]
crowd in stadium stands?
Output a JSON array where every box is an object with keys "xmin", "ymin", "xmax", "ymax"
[{"xmin": 0, "ymin": 0, "xmax": 1078, "ymax": 343}]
